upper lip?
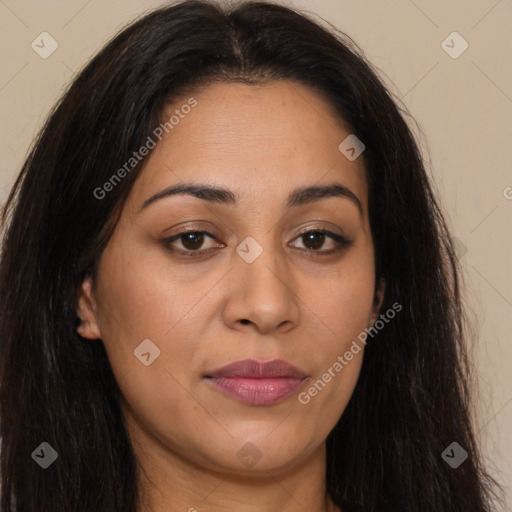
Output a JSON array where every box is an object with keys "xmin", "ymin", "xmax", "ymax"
[{"xmin": 205, "ymin": 359, "xmax": 307, "ymax": 379}]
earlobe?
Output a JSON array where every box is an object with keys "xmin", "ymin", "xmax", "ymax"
[{"xmin": 76, "ymin": 276, "xmax": 102, "ymax": 340}]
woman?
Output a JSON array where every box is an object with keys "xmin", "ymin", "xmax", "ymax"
[{"xmin": 0, "ymin": 1, "xmax": 502, "ymax": 510}]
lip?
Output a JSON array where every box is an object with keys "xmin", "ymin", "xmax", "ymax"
[{"xmin": 204, "ymin": 359, "xmax": 307, "ymax": 406}]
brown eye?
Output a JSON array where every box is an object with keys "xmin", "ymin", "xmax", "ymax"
[
  {"xmin": 162, "ymin": 230, "xmax": 223, "ymax": 256},
  {"xmin": 180, "ymin": 232, "xmax": 206, "ymax": 250},
  {"xmin": 291, "ymin": 229, "xmax": 352, "ymax": 254},
  {"xmin": 162, "ymin": 228, "xmax": 351, "ymax": 258},
  {"xmin": 301, "ymin": 231, "xmax": 326, "ymax": 250}
]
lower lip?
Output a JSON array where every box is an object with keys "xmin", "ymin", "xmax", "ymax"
[{"xmin": 205, "ymin": 376, "xmax": 305, "ymax": 405}]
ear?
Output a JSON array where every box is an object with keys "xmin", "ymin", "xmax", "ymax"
[
  {"xmin": 369, "ymin": 277, "xmax": 386, "ymax": 327},
  {"xmin": 76, "ymin": 276, "xmax": 102, "ymax": 340}
]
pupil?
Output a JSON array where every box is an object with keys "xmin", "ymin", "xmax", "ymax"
[
  {"xmin": 304, "ymin": 231, "xmax": 324, "ymax": 250},
  {"xmin": 183, "ymin": 232, "xmax": 204, "ymax": 250}
]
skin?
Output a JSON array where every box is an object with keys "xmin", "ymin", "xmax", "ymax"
[{"xmin": 77, "ymin": 80, "xmax": 385, "ymax": 512}]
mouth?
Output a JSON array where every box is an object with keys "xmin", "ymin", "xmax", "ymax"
[{"xmin": 204, "ymin": 358, "xmax": 307, "ymax": 406}]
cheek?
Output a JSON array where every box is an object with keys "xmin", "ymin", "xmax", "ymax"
[
  {"xmin": 296, "ymin": 253, "xmax": 374, "ymax": 418},
  {"xmin": 91, "ymin": 242, "xmax": 178, "ymax": 379},
  {"xmin": 314, "ymin": 252, "xmax": 376, "ymax": 344},
  {"xmin": 95, "ymin": 237, "xmax": 203, "ymax": 341},
  {"xmin": 297, "ymin": 310, "xmax": 366, "ymax": 441},
  {"xmin": 93, "ymin": 237, "xmax": 223, "ymax": 397},
  {"xmin": 92, "ymin": 247, "xmax": 206, "ymax": 450}
]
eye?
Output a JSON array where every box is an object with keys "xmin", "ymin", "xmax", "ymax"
[
  {"xmin": 162, "ymin": 230, "xmax": 223, "ymax": 256},
  {"xmin": 162, "ymin": 228, "xmax": 352, "ymax": 258},
  {"xmin": 290, "ymin": 229, "xmax": 352, "ymax": 255}
]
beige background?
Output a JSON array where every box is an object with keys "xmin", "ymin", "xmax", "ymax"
[{"xmin": 0, "ymin": 0, "xmax": 510, "ymax": 508}]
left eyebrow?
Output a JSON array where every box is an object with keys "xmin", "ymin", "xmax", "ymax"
[{"xmin": 139, "ymin": 181, "xmax": 364, "ymax": 218}]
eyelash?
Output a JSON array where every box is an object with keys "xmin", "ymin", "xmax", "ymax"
[{"xmin": 161, "ymin": 228, "xmax": 352, "ymax": 258}]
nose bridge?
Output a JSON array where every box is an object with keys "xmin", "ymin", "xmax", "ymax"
[
  {"xmin": 236, "ymin": 232, "xmax": 285, "ymax": 291},
  {"xmin": 231, "ymin": 230, "xmax": 299, "ymax": 330}
]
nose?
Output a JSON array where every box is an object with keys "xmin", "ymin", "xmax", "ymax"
[{"xmin": 222, "ymin": 235, "xmax": 300, "ymax": 335}]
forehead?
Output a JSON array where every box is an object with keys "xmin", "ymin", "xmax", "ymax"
[{"xmin": 128, "ymin": 80, "xmax": 368, "ymax": 215}]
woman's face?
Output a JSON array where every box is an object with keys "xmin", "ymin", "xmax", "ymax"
[{"xmin": 78, "ymin": 80, "xmax": 384, "ymax": 475}]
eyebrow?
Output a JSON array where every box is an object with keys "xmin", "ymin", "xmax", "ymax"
[{"xmin": 139, "ymin": 182, "xmax": 363, "ymax": 218}]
